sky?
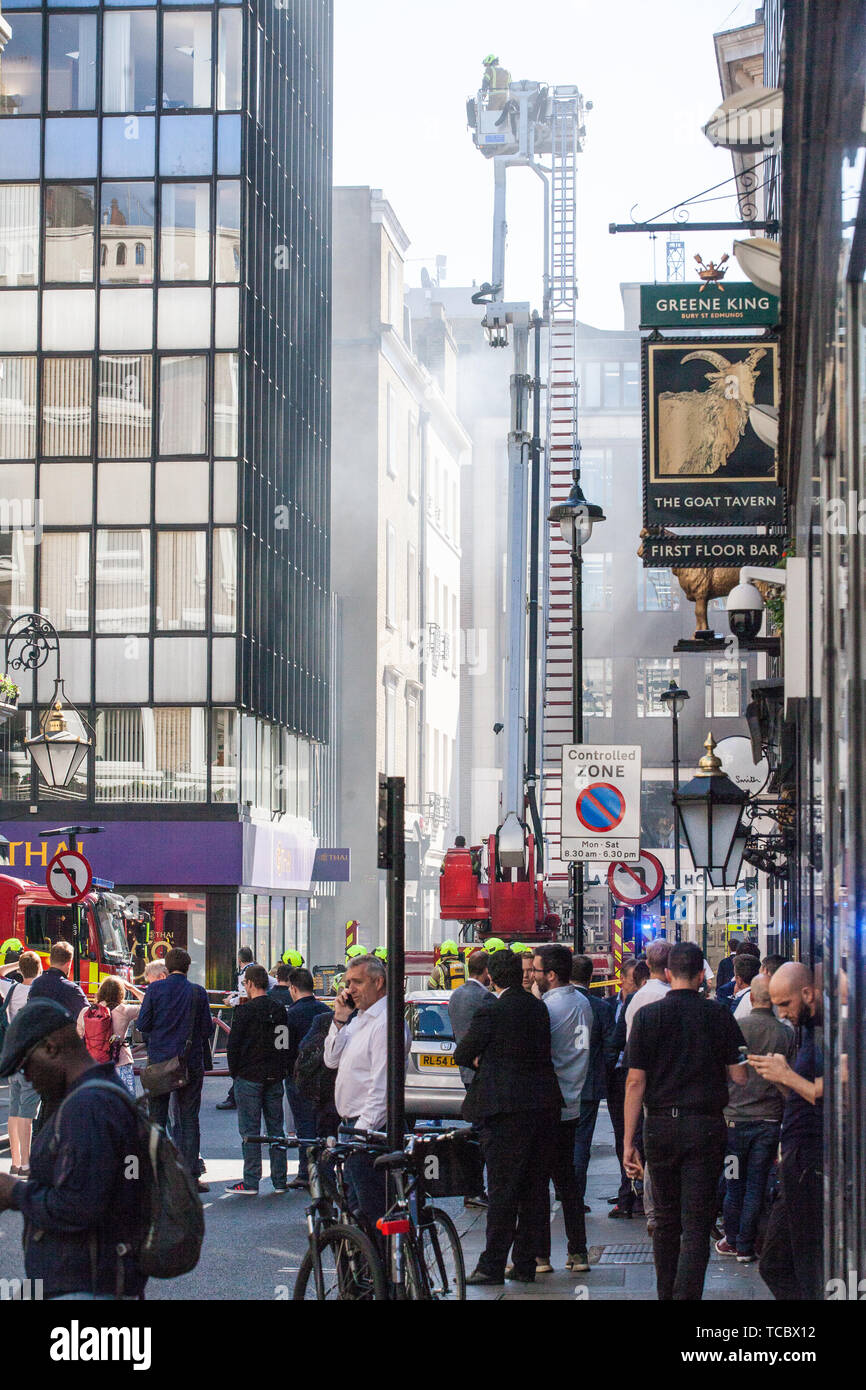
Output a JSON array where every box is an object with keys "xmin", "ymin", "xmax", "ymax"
[{"xmin": 333, "ymin": 0, "xmax": 759, "ymax": 330}]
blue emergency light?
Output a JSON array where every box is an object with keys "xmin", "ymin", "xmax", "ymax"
[{"xmin": 92, "ymin": 877, "xmax": 114, "ymax": 891}]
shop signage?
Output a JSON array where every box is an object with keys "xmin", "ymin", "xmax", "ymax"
[
  {"xmin": 643, "ymin": 336, "xmax": 784, "ymax": 529},
  {"xmin": 640, "ymin": 281, "xmax": 779, "ymax": 328},
  {"xmin": 640, "ymin": 533, "xmax": 785, "ymax": 568},
  {"xmin": 311, "ymin": 848, "xmax": 351, "ymax": 882},
  {"xmin": 560, "ymin": 744, "xmax": 642, "ymax": 862}
]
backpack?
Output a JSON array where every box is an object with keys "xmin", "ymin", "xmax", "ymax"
[
  {"xmin": 440, "ymin": 958, "xmax": 466, "ymax": 991},
  {"xmin": 83, "ymin": 1003, "xmax": 115, "ymax": 1063},
  {"xmin": 52, "ymin": 1079, "xmax": 204, "ymax": 1280},
  {"xmin": 293, "ymin": 1013, "xmax": 336, "ymax": 1110},
  {"xmin": 0, "ymin": 984, "xmax": 17, "ymax": 1050}
]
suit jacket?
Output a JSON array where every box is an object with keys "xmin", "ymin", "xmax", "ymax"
[
  {"xmin": 576, "ymin": 985, "xmax": 616, "ymax": 1102},
  {"xmin": 448, "ymin": 978, "xmax": 491, "ymax": 1086},
  {"xmin": 453, "ymin": 986, "xmax": 562, "ymax": 1124},
  {"xmin": 604, "ymin": 991, "xmax": 630, "ymax": 1081}
]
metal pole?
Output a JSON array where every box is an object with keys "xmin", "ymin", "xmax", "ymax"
[
  {"xmin": 385, "ymin": 775, "xmax": 406, "ymax": 1151},
  {"xmin": 572, "ymin": 540, "xmax": 584, "ymax": 954},
  {"xmin": 672, "ymin": 705, "xmax": 681, "ymax": 942},
  {"xmin": 525, "ymin": 313, "xmax": 544, "ymax": 868},
  {"xmin": 502, "ymin": 314, "xmax": 531, "ymax": 820}
]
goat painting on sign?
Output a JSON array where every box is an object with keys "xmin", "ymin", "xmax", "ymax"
[{"xmin": 643, "ymin": 336, "xmax": 784, "ymax": 530}]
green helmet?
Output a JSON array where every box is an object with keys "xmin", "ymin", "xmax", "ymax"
[
  {"xmin": 346, "ymin": 943, "xmax": 367, "ymax": 961},
  {"xmin": 438, "ymin": 939, "xmax": 460, "ymax": 957},
  {"xmin": 510, "ymin": 942, "xmax": 532, "ymax": 955},
  {"xmin": 483, "ymin": 54, "xmax": 498, "ymax": 66},
  {"xmin": 373, "ymin": 947, "xmax": 387, "ymax": 962},
  {"xmin": 281, "ymin": 949, "xmax": 304, "ymax": 968},
  {"xmin": 484, "ymin": 937, "xmax": 507, "ymax": 953},
  {"xmin": 0, "ymin": 937, "xmax": 23, "ymax": 964}
]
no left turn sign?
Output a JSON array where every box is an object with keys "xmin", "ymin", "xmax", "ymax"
[
  {"xmin": 46, "ymin": 850, "xmax": 93, "ymax": 905},
  {"xmin": 608, "ymin": 852, "xmax": 665, "ymax": 906}
]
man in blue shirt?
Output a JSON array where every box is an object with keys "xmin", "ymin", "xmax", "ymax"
[
  {"xmin": 27, "ymin": 940, "xmax": 87, "ymax": 1019},
  {"xmin": 748, "ymin": 961, "xmax": 823, "ymax": 1300},
  {"xmin": 138, "ymin": 947, "xmax": 212, "ymax": 1191}
]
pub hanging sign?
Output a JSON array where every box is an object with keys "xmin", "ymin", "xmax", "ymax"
[
  {"xmin": 642, "ymin": 335, "xmax": 785, "ymax": 531},
  {"xmin": 640, "ymin": 281, "xmax": 779, "ymax": 329}
]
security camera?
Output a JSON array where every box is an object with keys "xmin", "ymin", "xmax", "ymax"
[
  {"xmin": 726, "ymin": 582, "xmax": 764, "ymax": 640},
  {"xmin": 493, "ymin": 722, "xmax": 504, "ymax": 735}
]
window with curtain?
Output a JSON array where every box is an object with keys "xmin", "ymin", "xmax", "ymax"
[
  {"xmin": 43, "ymin": 184, "xmax": 96, "ymax": 284},
  {"xmin": 0, "ymin": 186, "xmax": 38, "ymax": 287},
  {"xmin": 160, "ymin": 182, "xmax": 210, "ymax": 281},
  {"xmin": 213, "ymin": 353, "xmax": 238, "ymax": 457},
  {"xmin": 0, "ymin": 356, "xmax": 37, "ymax": 458},
  {"xmin": 100, "ymin": 182, "xmax": 154, "ymax": 285},
  {"xmin": 217, "ymin": 8, "xmax": 242, "ymax": 110},
  {"xmin": 103, "ymin": 12, "xmax": 157, "ymax": 113},
  {"xmin": 163, "ymin": 12, "xmax": 213, "ymax": 109},
  {"xmin": 95, "ymin": 528, "xmax": 150, "ymax": 631},
  {"xmin": 47, "ymin": 14, "xmax": 97, "ymax": 111},
  {"xmin": 39, "ymin": 531, "xmax": 90, "ymax": 631},
  {"xmin": 213, "ymin": 527, "xmax": 236, "ymax": 632},
  {"xmin": 94, "ymin": 706, "xmax": 206, "ymax": 802},
  {"xmin": 42, "ymin": 358, "xmax": 92, "ymax": 457},
  {"xmin": 210, "ymin": 707, "xmax": 237, "ymax": 802},
  {"xmin": 156, "ymin": 530, "xmax": 207, "ymax": 629},
  {"xmin": 215, "ymin": 180, "xmax": 240, "ymax": 283},
  {"xmin": 0, "ymin": 530, "xmax": 34, "ymax": 617},
  {"xmin": 159, "ymin": 355, "xmax": 207, "ymax": 455},
  {"xmin": 0, "ymin": 14, "xmax": 42, "ymax": 115},
  {"xmin": 98, "ymin": 353, "xmax": 152, "ymax": 458}
]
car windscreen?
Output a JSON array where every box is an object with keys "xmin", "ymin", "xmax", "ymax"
[{"xmin": 405, "ymin": 1001, "xmax": 454, "ymax": 1042}]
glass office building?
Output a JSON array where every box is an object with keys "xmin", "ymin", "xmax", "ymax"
[{"xmin": 0, "ymin": 0, "xmax": 333, "ymax": 986}]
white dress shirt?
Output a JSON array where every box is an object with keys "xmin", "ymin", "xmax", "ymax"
[
  {"xmin": 733, "ymin": 989, "xmax": 753, "ymax": 1021},
  {"xmin": 624, "ymin": 976, "xmax": 671, "ymax": 1041},
  {"xmin": 324, "ymin": 994, "xmax": 390, "ymax": 1133}
]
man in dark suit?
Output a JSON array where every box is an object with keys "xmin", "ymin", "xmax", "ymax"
[
  {"xmin": 604, "ymin": 957, "xmax": 641, "ymax": 1216},
  {"xmin": 572, "ymin": 954, "xmax": 617, "ymax": 1247},
  {"xmin": 453, "ymin": 948, "xmax": 561, "ymax": 1286},
  {"xmin": 448, "ymin": 949, "xmax": 490, "ymax": 1086}
]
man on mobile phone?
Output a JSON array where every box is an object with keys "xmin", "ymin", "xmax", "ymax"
[{"xmin": 324, "ymin": 954, "xmax": 404, "ymax": 1229}]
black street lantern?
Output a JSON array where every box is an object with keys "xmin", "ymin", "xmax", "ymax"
[
  {"xmin": 675, "ymin": 732, "xmax": 747, "ymax": 874},
  {"xmin": 25, "ymin": 681, "xmax": 91, "ymax": 792},
  {"xmin": 706, "ymin": 826, "xmax": 748, "ymax": 889},
  {"xmin": 659, "ymin": 679, "xmax": 690, "ymax": 718},
  {"xmin": 547, "ymin": 473, "xmax": 606, "ymax": 551}
]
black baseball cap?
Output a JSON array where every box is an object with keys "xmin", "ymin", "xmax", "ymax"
[{"xmin": 0, "ymin": 998, "xmax": 74, "ymax": 1078}]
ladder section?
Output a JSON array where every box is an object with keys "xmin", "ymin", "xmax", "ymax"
[{"xmin": 542, "ymin": 90, "xmax": 582, "ymax": 895}]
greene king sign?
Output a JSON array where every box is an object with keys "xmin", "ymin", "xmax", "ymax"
[{"xmin": 640, "ymin": 281, "xmax": 779, "ymax": 328}]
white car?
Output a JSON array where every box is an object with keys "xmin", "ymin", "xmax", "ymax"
[{"xmin": 404, "ymin": 989, "xmax": 467, "ymax": 1120}]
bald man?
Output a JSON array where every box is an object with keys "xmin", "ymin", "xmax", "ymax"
[
  {"xmin": 719, "ymin": 974, "xmax": 795, "ymax": 1262},
  {"xmin": 747, "ymin": 962, "xmax": 823, "ymax": 1300}
]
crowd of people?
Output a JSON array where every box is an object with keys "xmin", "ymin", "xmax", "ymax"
[{"xmin": 0, "ymin": 929, "xmax": 823, "ymax": 1302}]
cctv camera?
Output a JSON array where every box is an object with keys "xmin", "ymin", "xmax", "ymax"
[
  {"xmin": 493, "ymin": 722, "xmax": 504, "ymax": 735},
  {"xmin": 726, "ymin": 582, "xmax": 764, "ymax": 640}
]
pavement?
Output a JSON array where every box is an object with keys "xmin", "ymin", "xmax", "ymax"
[{"xmin": 0, "ymin": 1077, "xmax": 771, "ymax": 1302}]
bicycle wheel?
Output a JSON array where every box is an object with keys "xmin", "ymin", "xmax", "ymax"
[
  {"xmin": 293, "ymin": 1224, "xmax": 387, "ymax": 1301},
  {"xmin": 415, "ymin": 1206, "xmax": 466, "ymax": 1300}
]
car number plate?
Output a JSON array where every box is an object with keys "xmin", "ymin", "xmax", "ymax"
[{"xmin": 418, "ymin": 1053, "xmax": 457, "ymax": 1069}]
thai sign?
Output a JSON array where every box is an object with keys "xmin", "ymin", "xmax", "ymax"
[
  {"xmin": 640, "ymin": 281, "xmax": 779, "ymax": 328},
  {"xmin": 642, "ymin": 336, "xmax": 784, "ymax": 529}
]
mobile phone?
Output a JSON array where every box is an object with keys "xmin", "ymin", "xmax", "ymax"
[
  {"xmin": 342, "ymin": 990, "xmax": 354, "ymax": 1008},
  {"xmin": 738, "ymin": 1045, "xmax": 748, "ymax": 1063}
]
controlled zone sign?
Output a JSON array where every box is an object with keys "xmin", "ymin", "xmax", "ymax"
[
  {"xmin": 560, "ymin": 744, "xmax": 642, "ymax": 862},
  {"xmin": 46, "ymin": 849, "xmax": 93, "ymax": 904},
  {"xmin": 608, "ymin": 851, "xmax": 665, "ymax": 906}
]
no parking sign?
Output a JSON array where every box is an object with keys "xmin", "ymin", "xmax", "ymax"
[{"xmin": 561, "ymin": 744, "xmax": 642, "ymax": 862}]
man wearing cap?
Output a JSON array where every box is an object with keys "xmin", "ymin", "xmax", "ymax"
[{"xmin": 0, "ymin": 999, "xmax": 146, "ymax": 1300}]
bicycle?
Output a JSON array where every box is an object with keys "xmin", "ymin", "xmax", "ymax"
[
  {"xmin": 369, "ymin": 1129, "xmax": 466, "ymax": 1301},
  {"xmin": 246, "ymin": 1134, "xmax": 386, "ymax": 1301}
]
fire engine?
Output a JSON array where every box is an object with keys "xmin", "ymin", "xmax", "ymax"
[{"xmin": 0, "ymin": 874, "xmax": 133, "ymax": 995}]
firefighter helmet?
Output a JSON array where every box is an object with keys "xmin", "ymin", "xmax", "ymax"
[
  {"xmin": 438, "ymin": 939, "xmax": 460, "ymax": 957},
  {"xmin": 510, "ymin": 942, "xmax": 532, "ymax": 955},
  {"xmin": 281, "ymin": 949, "xmax": 304, "ymax": 968},
  {"xmin": 483, "ymin": 54, "xmax": 499, "ymax": 66},
  {"xmin": 346, "ymin": 943, "xmax": 367, "ymax": 961},
  {"xmin": 484, "ymin": 937, "xmax": 507, "ymax": 953},
  {"xmin": 0, "ymin": 937, "xmax": 23, "ymax": 964},
  {"xmin": 373, "ymin": 946, "xmax": 387, "ymax": 961}
]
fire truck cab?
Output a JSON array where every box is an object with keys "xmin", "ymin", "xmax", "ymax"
[{"xmin": 0, "ymin": 874, "xmax": 133, "ymax": 995}]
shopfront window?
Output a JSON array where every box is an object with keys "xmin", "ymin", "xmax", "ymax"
[
  {"xmin": 270, "ymin": 896, "xmax": 284, "ymax": 966},
  {"xmin": 239, "ymin": 892, "xmax": 254, "ymax": 957},
  {"xmin": 256, "ymin": 895, "xmax": 270, "ymax": 967}
]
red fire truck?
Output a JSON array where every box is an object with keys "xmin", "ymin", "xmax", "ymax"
[{"xmin": 0, "ymin": 874, "xmax": 133, "ymax": 995}]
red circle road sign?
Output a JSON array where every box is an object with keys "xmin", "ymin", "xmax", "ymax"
[
  {"xmin": 46, "ymin": 850, "xmax": 93, "ymax": 905},
  {"xmin": 607, "ymin": 852, "xmax": 665, "ymax": 906},
  {"xmin": 575, "ymin": 783, "xmax": 626, "ymax": 834}
]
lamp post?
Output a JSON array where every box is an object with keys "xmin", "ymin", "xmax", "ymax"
[
  {"xmin": 659, "ymin": 679, "xmax": 690, "ymax": 941},
  {"xmin": 2, "ymin": 614, "xmax": 92, "ymax": 796},
  {"xmin": 673, "ymin": 732, "xmax": 747, "ymax": 956},
  {"xmin": 548, "ymin": 471, "xmax": 606, "ymax": 952}
]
